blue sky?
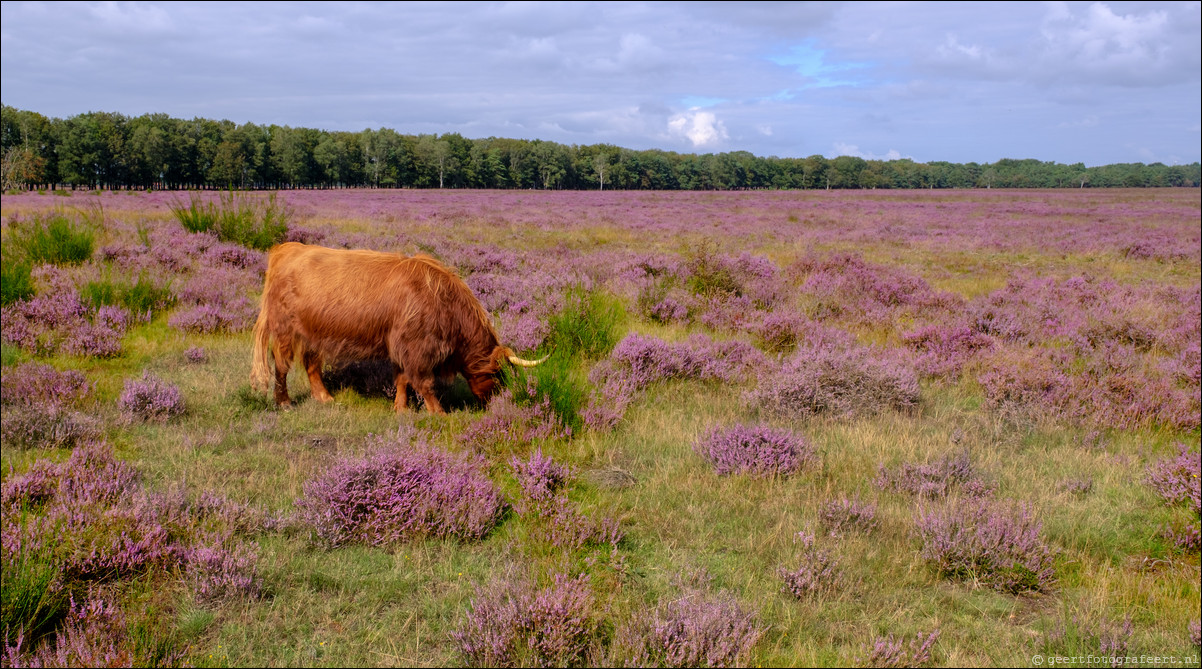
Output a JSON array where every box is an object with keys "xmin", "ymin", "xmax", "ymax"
[{"xmin": 2, "ymin": 1, "xmax": 1198, "ymax": 166}]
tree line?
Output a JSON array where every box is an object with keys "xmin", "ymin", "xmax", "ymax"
[{"xmin": 3, "ymin": 105, "xmax": 1199, "ymax": 191}]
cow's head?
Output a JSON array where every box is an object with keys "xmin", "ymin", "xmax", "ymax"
[{"xmin": 466, "ymin": 346, "xmax": 550, "ymax": 404}]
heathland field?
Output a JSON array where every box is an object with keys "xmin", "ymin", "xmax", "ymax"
[{"xmin": 1, "ymin": 187, "xmax": 1198, "ymax": 667}]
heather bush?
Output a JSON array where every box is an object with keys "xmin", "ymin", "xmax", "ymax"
[
  {"xmin": 979, "ymin": 347, "xmax": 1199, "ymax": 431},
  {"xmin": 510, "ymin": 448, "xmax": 574, "ymax": 507},
  {"xmin": 0, "ymin": 442, "xmax": 229, "ymax": 657},
  {"xmin": 683, "ymin": 243, "xmax": 783, "ymax": 308},
  {"xmin": 1042, "ymin": 612, "xmax": 1135, "ymax": 661},
  {"xmin": 1146, "ymin": 443, "xmax": 1201, "ymax": 515},
  {"xmin": 610, "ymin": 586, "xmax": 764, "ymax": 668},
  {"xmin": 185, "ymin": 537, "xmax": 263, "ymax": 604},
  {"xmin": 788, "ymin": 252, "xmax": 956, "ymax": 325},
  {"xmin": 168, "ymin": 264, "xmax": 260, "ymax": 334},
  {"xmin": 508, "ymin": 449, "xmax": 623, "ymax": 551},
  {"xmin": 461, "ymin": 385, "xmax": 572, "ymax": 453},
  {"xmin": 1, "ymin": 404, "xmax": 102, "ymax": 449},
  {"xmin": 779, "ymin": 531, "xmax": 842, "ymax": 600},
  {"xmin": 453, "ymin": 571, "xmax": 599, "ymax": 668},
  {"xmin": 184, "ymin": 346, "xmax": 208, "ymax": 363},
  {"xmin": 819, "ymin": 497, "xmax": 880, "ymax": 536},
  {"xmin": 602, "ymin": 332, "xmax": 765, "ymax": 391},
  {"xmin": 1, "ymin": 361, "xmax": 91, "ymax": 408},
  {"xmin": 750, "ymin": 310, "xmax": 809, "ymax": 353},
  {"xmin": 0, "ymin": 287, "xmax": 127, "ymax": 358},
  {"xmin": 874, "ymin": 450, "xmax": 992, "ymax": 499},
  {"xmin": 748, "ymin": 342, "xmax": 919, "ymax": 419},
  {"xmin": 902, "ymin": 324, "xmax": 995, "ymax": 378},
  {"xmin": 294, "ymin": 433, "xmax": 507, "ymax": 547},
  {"xmin": 694, "ymin": 424, "xmax": 817, "ymax": 478},
  {"xmin": 580, "ymin": 375, "xmax": 635, "ymax": 432},
  {"xmin": 859, "ymin": 630, "xmax": 940, "ymax": 668},
  {"xmin": 0, "ymin": 363, "xmax": 99, "ymax": 450},
  {"xmin": 1146, "ymin": 443, "xmax": 1201, "ymax": 552},
  {"xmin": 119, "ymin": 371, "xmax": 186, "ymax": 422},
  {"xmin": 914, "ymin": 498, "xmax": 1055, "ymax": 594},
  {"xmin": 3, "ymin": 595, "xmax": 133, "ymax": 668}
]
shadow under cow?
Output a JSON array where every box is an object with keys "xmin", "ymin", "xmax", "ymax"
[{"xmin": 319, "ymin": 359, "xmax": 481, "ymax": 412}]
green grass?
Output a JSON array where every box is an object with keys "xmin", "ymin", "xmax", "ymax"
[{"xmin": 7, "ymin": 212, "xmax": 95, "ymax": 265}]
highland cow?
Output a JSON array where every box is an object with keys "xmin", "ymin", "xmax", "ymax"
[{"xmin": 250, "ymin": 243, "xmax": 544, "ymax": 412}]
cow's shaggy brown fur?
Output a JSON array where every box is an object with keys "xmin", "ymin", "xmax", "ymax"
[{"xmin": 250, "ymin": 243, "xmax": 515, "ymax": 413}]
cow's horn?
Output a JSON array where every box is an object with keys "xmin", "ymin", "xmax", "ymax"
[{"xmin": 507, "ymin": 352, "xmax": 551, "ymax": 367}]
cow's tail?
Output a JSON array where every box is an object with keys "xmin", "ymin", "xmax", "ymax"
[{"xmin": 250, "ymin": 304, "xmax": 273, "ymax": 392}]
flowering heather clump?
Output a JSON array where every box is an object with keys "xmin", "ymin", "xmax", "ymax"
[
  {"xmin": 1060, "ymin": 477, "xmax": 1094, "ymax": 496},
  {"xmin": 499, "ymin": 310, "xmax": 551, "ymax": 353},
  {"xmin": 1, "ymin": 404, "xmax": 102, "ymax": 450},
  {"xmin": 1146, "ymin": 443, "xmax": 1201, "ymax": 551},
  {"xmin": 979, "ymin": 347, "xmax": 1199, "ymax": 431},
  {"xmin": 694, "ymin": 424, "xmax": 817, "ymax": 478},
  {"xmin": 168, "ymin": 264, "xmax": 260, "ymax": 334},
  {"xmin": 819, "ymin": 497, "xmax": 880, "ymax": 536},
  {"xmin": 789, "ymin": 252, "xmax": 957, "ymax": 325},
  {"xmin": 603, "ymin": 332, "xmax": 766, "ymax": 391},
  {"xmin": 453, "ymin": 571, "xmax": 599, "ymax": 668},
  {"xmin": 611, "ymin": 587, "xmax": 764, "ymax": 668},
  {"xmin": 748, "ymin": 342, "xmax": 919, "ymax": 419},
  {"xmin": 510, "ymin": 448, "xmax": 574, "ymax": 507},
  {"xmin": 1043, "ymin": 613, "xmax": 1134, "ymax": 659},
  {"xmin": 0, "ymin": 443, "xmax": 219, "ymax": 654},
  {"xmin": 1, "ymin": 361, "xmax": 90, "ymax": 407},
  {"xmin": 0, "ymin": 288, "xmax": 127, "ymax": 358},
  {"xmin": 1190, "ymin": 619, "xmax": 1201, "ymax": 647},
  {"xmin": 540, "ymin": 495, "xmax": 625, "ymax": 552},
  {"xmin": 509, "ymin": 449, "xmax": 623, "ymax": 551},
  {"xmin": 184, "ymin": 345, "xmax": 208, "ymax": 363},
  {"xmin": 914, "ymin": 498, "xmax": 1055, "ymax": 594},
  {"xmin": 294, "ymin": 434, "xmax": 507, "ymax": 547},
  {"xmin": 201, "ymin": 240, "xmax": 265, "ymax": 270},
  {"xmin": 185, "ymin": 537, "xmax": 263, "ymax": 604},
  {"xmin": 647, "ymin": 294, "xmax": 690, "ymax": 324},
  {"xmin": 874, "ymin": 450, "xmax": 992, "ymax": 499},
  {"xmin": 459, "ymin": 388, "xmax": 572, "ymax": 453},
  {"xmin": 902, "ymin": 324, "xmax": 995, "ymax": 378},
  {"xmin": 119, "ymin": 371, "xmax": 186, "ymax": 422},
  {"xmin": 1146, "ymin": 443, "xmax": 1201, "ymax": 515},
  {"xmin": 779, "ymin": 531, "xmax": 842, "ymax": 600},
  {"xmin": 580, "ymin": 376, "xmax": 635, "ymax": 432},
  {"xmin": 3, "ymin": 595, "xmax": 133, "ymax": 668},
  {"xmin": 683, "ymin": 245, "xmax": 784, "ymax": 309},
  {"xmin": 859, "ymin": 630, "xmax": 940, "ymax": 668},
  {"xmin": 750, "ymin": 310, "xmax": 810, "ymax": 353},
  {"xmin": 1, "ymin": 335, "xmax": 101, "ymax": 451}
]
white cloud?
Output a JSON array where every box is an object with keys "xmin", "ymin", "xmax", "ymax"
[
  {"xmin": 833, "ymin": 143, "xmax": 905, "ymax": 161},
  {"xmin": 667, "ymin": 109, "xmax": 728, "ymax": 148}
]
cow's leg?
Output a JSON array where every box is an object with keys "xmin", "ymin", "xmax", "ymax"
[
  {"xmin": 303, "ymin": 350, "xmax": 333, "ymax": 403},
  {"xmin": 272, "ymin": 337, "xmax": 295, "ymax": 408},
  {"xmin": 393, "ymin": 365, "xmax": 410, "ymax": 412},
  {"xmin": 410, "ymin": 373, "xmax": 445, "ymax": 414}
]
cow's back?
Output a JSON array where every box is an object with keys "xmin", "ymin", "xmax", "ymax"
[{"xmin": 261, "ymin": 243, "xmax": 498, "ymax": 364}]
